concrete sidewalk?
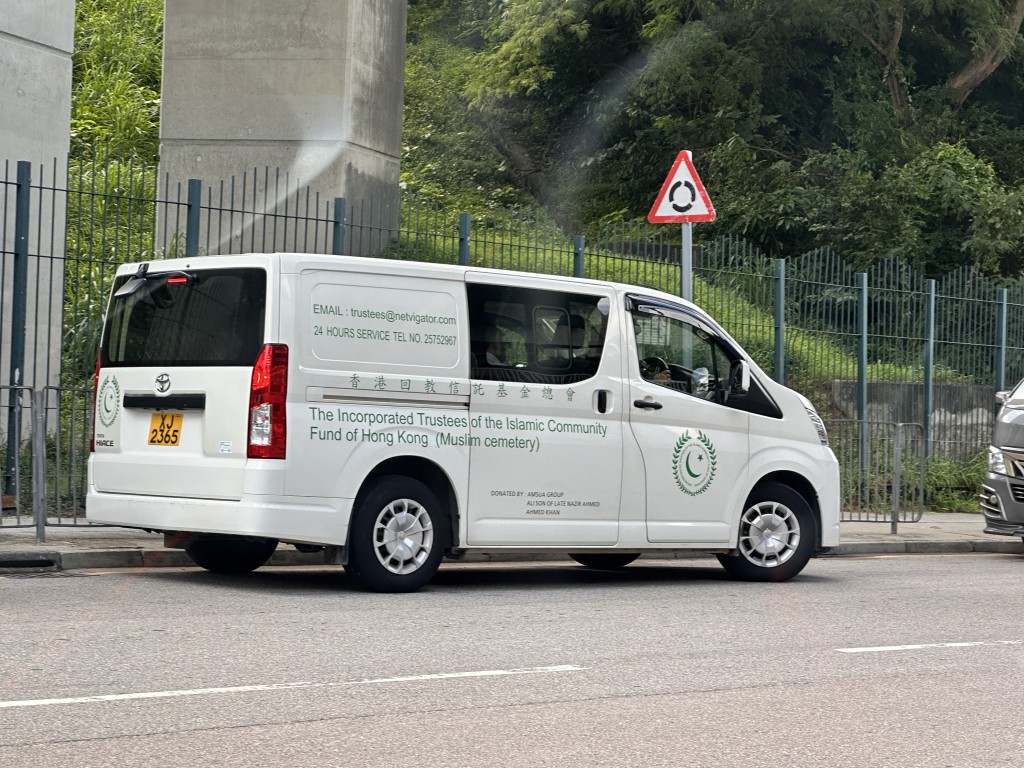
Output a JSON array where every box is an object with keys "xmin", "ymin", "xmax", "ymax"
[{"xmin": 1, "ymin": 512, "xmax": 1020, "ymax": 572}]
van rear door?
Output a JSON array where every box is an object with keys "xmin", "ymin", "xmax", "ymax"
[{"xmin": 92, "ymin": 264, "xmax": 268, "ymax": 500}]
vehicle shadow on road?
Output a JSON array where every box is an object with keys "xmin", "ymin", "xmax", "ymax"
[{"xmin": 132, "ymin": 557, "xmax": 835, "ymax": 594}]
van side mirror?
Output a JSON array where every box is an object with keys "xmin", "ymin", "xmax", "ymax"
[
  {"xmin": 691, "ymin": 367, "xmax": 710, "ymax": 397},
  {"xmin": 713, "ymin": 360, "xmax": 750, "ymax": 405},
  {"xmin": 728, "ymin": 360, "xmax": 749, "ymax": 399},
  {"xmin": 996, "ymin": 390, "xmax": 1009, "ymax": 407}
]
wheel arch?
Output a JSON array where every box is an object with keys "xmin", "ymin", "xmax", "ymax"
[
  {"xmin": 352, "ymin": 456, "xmax": 459, "ymax": 549},
  {"xmin": 747, "ymin": 471, "xmax": 822, "ymax": 548}
]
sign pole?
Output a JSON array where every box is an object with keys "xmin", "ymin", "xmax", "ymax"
[
  {"xmin": 681, "ymin": 222, "xmax": 693, "ymax": 302},
  {"xmin": 648, "ymin": 150, "xmax": 714, "ymax": 303}
]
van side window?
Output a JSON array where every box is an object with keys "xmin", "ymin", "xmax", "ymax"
[
  {"xmin": 468, "ymin": 284, "xmax": 607, "ymax": 384},
  {"xmin": 633, "ymin": 310, "xmax": 732, "ymax": 402}
]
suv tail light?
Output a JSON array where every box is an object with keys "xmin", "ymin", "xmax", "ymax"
[{"xmin": 248, "ymin": 344, "xmax": 288, "ymax": 459}]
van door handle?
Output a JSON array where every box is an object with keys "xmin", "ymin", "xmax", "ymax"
[{"xmin": 633, "ymin": 399, "xmax": 663, "ymax": 410}]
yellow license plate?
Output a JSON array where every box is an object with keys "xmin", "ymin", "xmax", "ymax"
[{"xmin": 148, "ymin": 413, "xmax": 183, "ymax": 446}]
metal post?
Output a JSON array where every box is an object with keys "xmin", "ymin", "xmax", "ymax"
[
  {"xmin": 923, "ymin": 279, "xmax": 935, "ymax": 459},
  {"xmin": 185, "ymin": 178, "xmax": 201, "ymax": 257},
  {"xmin": 996, "ymin": 288, "xmax": 1008, "ymax": 394},
  {"xmin": 4, "ymin": 161, "xmax": 31, "ymax": 498},
  {"xmin": 891, "ymin": 423, "xmax": 903, "ymax": 535},
  {"xmin": 32, "ymin": 389, "xmax": 47, "ymax": 544},
  {"xmin": 332, "ymin": 197, "xmax": 346, "ymax": 255},
  {"xmin": 774, "ymin": 258, "xmax": 786, "ymax": 384},
  {"xmin": 458, "ymin": 213, "xmax": 470, "ymax": 266},
  {"xmin": 680, "ymin": 223, "xmax": 693, "ymax": 301},
  {"xmin": 857, "ymin": 272, "xmax": 869, "ymax": 506},
  {"xmin": 573, "ymin": 235, "xmax": 585, "ymax": 278}
]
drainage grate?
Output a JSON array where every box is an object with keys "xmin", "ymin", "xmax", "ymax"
[{"xmin": 0, "ymin": 559, "xmax": 57, "ymax": 569}]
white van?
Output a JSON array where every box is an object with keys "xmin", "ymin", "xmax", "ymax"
[{"xmin": 87, "ymin": 253, "xmax": 840, "ymax": 591}]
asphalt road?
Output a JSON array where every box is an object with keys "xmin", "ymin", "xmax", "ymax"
[{"xmin": 2, "ymin": 553, "xmax": 1023, "ymax": 767}]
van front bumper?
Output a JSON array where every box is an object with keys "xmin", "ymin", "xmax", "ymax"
[{"xmin": 980, "ymin": 472, "xmax": 1024, "ymax": 537}]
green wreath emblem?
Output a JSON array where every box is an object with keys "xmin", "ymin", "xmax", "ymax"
[
  {"xmin": 98, "ymin": 375, "xmax": 121, "ymax": 428},
  {"xmin": 672, "ymin": 430, "xmax": 717, "ymax": 496}
]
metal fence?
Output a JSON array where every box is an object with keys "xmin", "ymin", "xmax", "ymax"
[
  {"xmin": 829, "ymin": 421, "xmax": 926, "ymax": 528},
  {"xmin": 4, "ymin": 150, "xmax": 1022, "ymax": 532}
]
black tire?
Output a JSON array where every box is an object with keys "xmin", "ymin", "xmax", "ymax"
[
  {"xmin": 345, "ymin": 475, "xmax": 448, "ymax": 593},
  {"xmin": 716, "ymin": 482, "xmax": 816, "ymax": 582},
  {"xmin": 569, "ymin": 553, "xmax": 640, "ymax": 570},
  {"xmin": 185, "ymin": 535, "xmax": 278, "ymax": 574}
]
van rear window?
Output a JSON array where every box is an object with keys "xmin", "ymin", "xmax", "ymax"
[{"xmin": 101, "ymin": 268, "xmax": 266, "ymax": 367}]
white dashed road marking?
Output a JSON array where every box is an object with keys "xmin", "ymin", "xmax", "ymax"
[
  {"xmin": 0, "ymin": 665, "xmax": 587, "ymax": 710},
  {"xmin": 837, "ymin": 641, "xmax": 1021, "ymax": 654}
]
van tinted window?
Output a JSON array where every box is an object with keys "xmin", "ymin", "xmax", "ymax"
[
  {"xmin": 468, "ymin": 283, "xmax": 607, "ymax": 384},
  {"xmin": 101, "ymin": 268, "xmax": 266, "ymax": 367}
]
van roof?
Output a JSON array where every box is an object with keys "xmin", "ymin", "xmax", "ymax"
[{"xmin": 114, "ymin": 251, "xmax": 699, "ymax": 311}]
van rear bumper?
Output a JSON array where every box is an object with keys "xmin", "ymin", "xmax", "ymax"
[{"xmin": 86, "ymin": 489, "xmax": 351, "ymax": 546}]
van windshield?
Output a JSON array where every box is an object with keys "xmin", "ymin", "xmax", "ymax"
[{"xmin": 101, "ymin": 267, "xmax": 266, "ymax": 367}]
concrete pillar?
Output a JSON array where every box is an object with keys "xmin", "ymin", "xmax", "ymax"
[
  {"xmin": 0, "ymin": 1, "xmax": 73, "ymax": 392},
  {"xmin": 0, "ymin": 1, "xmax": 74, "ymax": 169},
  {"xmin": 159, "ymin": 0, "xmax": 407, "ymax": 256}
]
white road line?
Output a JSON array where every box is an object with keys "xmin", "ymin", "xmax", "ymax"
[
  {"xmin": 0, "ymin": 665, "xmax": 586, "ymax": 710},
  {"xmin": 837, "ymin": 641, "xmax": 1021, "ymax": 654}
]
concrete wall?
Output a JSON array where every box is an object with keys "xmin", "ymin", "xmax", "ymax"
[
  {"xmin": 0, "ymin": 0, "xmax": 73, "ymax": 393},
  {"xmin": 830, "ymin": 381, "xmax": 995, "ymax": 459},
  {"xmin": 159, "ymin": 0, "xmax": 407, "ymax": 255},
  {"xmin": 0, "ymin": 1, "xmax": 74, "ymax": 169}
]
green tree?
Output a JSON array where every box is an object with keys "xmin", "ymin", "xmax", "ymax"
[
  {"xmin": 453, "ymin": 0, "xmax": 1024, "ymax": 274},
  {"xmin": 70, "ymin": 0, "xmax": 1024, "ymax": 276},
  {"xmin": 403, "ymin": 0, "xmax": 529, "ymax": 212},
  {"xmin": 71, "ymin": 0, "xmax": 163, "ymax": 160}
]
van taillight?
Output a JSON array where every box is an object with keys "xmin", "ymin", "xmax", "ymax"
[
  {"xmin": 90, "ymin": 353, "xmax": 101, "ymax": 452},
  {"xmin": 248, "ymin": 344, "xmax": 288, "ymax": 459}
]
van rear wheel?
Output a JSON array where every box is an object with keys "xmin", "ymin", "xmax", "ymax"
[
  {"xmin": 717, "ymin": 482, "xmax": 815, "ymax": 582},
  {"xmin": 569, "ymin": 553, "xmax": 640, "ymax": 569},
  {"xmin": 185, "ymin": 535, "xmax": 278, "ymax": 574},
  {"xmin": 345, "ymin": 475, "xmax": 447, "ymax": 593}
]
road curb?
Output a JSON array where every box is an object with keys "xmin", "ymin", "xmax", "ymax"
[
  {"xmin": 59, "ymin": 550, "xmax": 144, "ymax": 570},
  {"xmin": 827, "ymin": 540, "xmax": 1024, "ymax": 556},
  {"xmin": 0, "ymin": 540, "xmax": 1019, "ymax": 572}
]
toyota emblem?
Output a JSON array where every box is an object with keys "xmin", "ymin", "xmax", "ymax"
[{"xmin": 155, "ymin": 373, "xmax": 171, "ymax": 393}]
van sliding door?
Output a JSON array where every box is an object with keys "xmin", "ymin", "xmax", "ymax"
[{"xmin": 464, "ymin": 276, "xmax": 624, "ymax": 546}]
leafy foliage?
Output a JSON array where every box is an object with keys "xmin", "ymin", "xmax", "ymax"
[
  {"xmin": 410, "ymin": 0, "xmax": 1024, "ymax": 277},
  {"xmin": 71, "ymin": 0, "xmax": 1024, "ymax": 277},
  {"xmin": 71, "ymin": 0, "xmax": 163, "ymax": 161},
  {"xmin": 403, "ymin": 31, "xmax": 529, "ymax": 212}
]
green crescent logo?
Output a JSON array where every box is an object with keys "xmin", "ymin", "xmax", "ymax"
[
  {"xmin": 672, "ymin": 429, "xmax": 717, "ymax": 495},
  {"xmin": 98, "ymin": 375, "xmax": 121, "ymax": 428}
]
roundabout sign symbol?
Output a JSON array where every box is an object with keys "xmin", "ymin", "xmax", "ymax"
[
  {"xmin": 647, "ymin": 151, "xmax": 715, "ymax": 223},
  {"xmin": 669, "ymin": 179, "xmax": 697, "ymax": 213}
]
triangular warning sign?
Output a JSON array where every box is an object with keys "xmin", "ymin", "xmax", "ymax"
[{"xmin": 647, "ymin": 151, "xmax": 716, "ymax": 223}]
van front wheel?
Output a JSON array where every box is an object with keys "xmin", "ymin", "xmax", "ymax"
[
  {"xmin": 346, "ymin": 476, "xmax": 447, "ymax": 593},
  {"xmin": 717, "ymin": 483, "xmax": 815, "ymax": 582},
  {"xmin": 185, "ymin": 535, "xmax": 278, "ymax": 574}
]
